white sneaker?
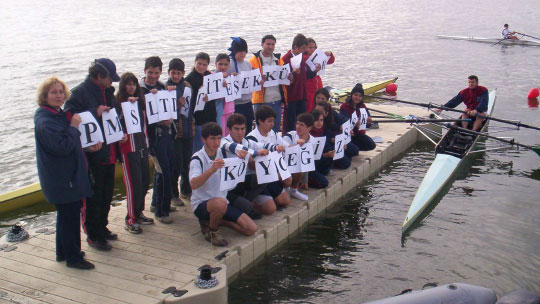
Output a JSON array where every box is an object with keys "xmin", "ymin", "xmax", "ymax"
[{"xmin": 290, "ymin": 189, "xmax": 308, "ymax": 201}]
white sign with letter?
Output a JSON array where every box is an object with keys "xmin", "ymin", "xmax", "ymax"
[
  {"xmin": 306, "ymin": 49, "xmax": 329, "ymax": 76},
  {"xmin": 101, "ymin": 108, "xmax": 123, "ymax": 144},
  {"xmin": 255, "ymin": 154, "xmax": 279, "ymax": 184},
  {"xmin": 312, "ymin": 136, "xmax": 326, "ymax": 160},
  {"xmin": 220, "ymin": 158, "xmax": 244, "ymax": 191},
  {"xmin": 193, "ymin": 86, "xmax": 207, "ymax": 112},
  {"xmin": 157, "ymin": 90, "xmax": 176, "ymax": 121},
  {"xmin": 285, "ymin": 145, "xmax": 302, "ymax": 174},
  {"xmin": 333, "ymin": 134, "xmax": 346, "ymax": 160},
  {"xmin": 78, "ymin": 111, "xmax": 104, "ymax": 148},
  {"xmin": 203, "ymin": 72, "xmax": 225, "ymax": 101},
  {"xmin": 145, "ymin": 92, "xmax": 159, "ymax": 124},
  {"xmin": 181, "ymin": 87, "xmax": 191, "ymax": 117},
  {"xmin": 359, "ymin": 108, "xmax": 369, "ymax": 131},
  {"xmin": 121, "ymin": 101, "xmax": 142, "ymax": 134},
  {"xmin": 299, "ymin": 143, "xmax": 315, "ymax": 172},
  {"xmin": 270, "ymin": 151, "xmax": 291, "ymax": 180}
]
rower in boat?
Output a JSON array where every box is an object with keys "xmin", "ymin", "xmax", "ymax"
[
  {"xmin": 502, "ymin": 23, "xmax": 519, "ymax": 40},
  {"xmin": 434, "ymin": 75, "xmax": 488, "ymax": 131}
]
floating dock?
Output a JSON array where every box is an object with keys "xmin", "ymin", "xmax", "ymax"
[{"xmin": 0, "ymin": 105, "xmax": 433, "ymax": 304}]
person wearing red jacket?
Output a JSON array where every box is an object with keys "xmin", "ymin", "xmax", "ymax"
[
  {"xmin": 281, "ymin": 34, "xmax": 318, "ymax": 132},
  {"xmin": 304, "ymin": 38, "xmax": 335, "ymax": 112},
  {"xmin": 435, "ymin": 75, "xmax": 489, "ymax": 131},
  {"xmin": 116, "ymin": 72, "xmax": 154, "ymax": 234},
  {"xmin": 339, "ymin": 83, "xmax": 376, "ymax": 151}
]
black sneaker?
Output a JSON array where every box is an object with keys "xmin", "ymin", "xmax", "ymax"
[
  {"xmin": 125, "ymin": 223, "xmax": 142, "ymax": 234},
  {"xmin": 88, "ymin": 239, "xmax": 112, "ymax": 251},
  {"xmin": 67, "ymin": 258, "xmax": 95, "ymax": 270},
  {"xmin": 104, "ymin": 229, "xmax": 118, "ymax": 241},
  {"xmin": 57, "ymin": 251, "xmax": 85, "ymax": 262},
  {"xmin": 136, "ymin": 214, "xmax": 154, "ymax": 225}
]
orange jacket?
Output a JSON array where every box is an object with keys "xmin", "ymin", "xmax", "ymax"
[{"xmin": 249, "ymin": 51, "xmax": 288, "ymax": 104}]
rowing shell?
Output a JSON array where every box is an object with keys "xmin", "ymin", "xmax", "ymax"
[
  {"xmin": 402, "ymin": 89, "xmax": 497, "ymax": 234},
  {"xmin": 437, "ymin": 35, "xmax": 540, "ymax": 47}
]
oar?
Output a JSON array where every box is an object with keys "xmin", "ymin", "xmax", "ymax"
[
  {"xmin": 368, "ymin": 108, "xmax": 406, "ymax": 119},
  {"xmin": 366, "ymin": 95, "xmax": 540, "ymax": 131},
  {"xmin": 514, "ymin": 32, "xmax": 540, "ymax": 41},
  {"xmin": 492, "ymin": 37, "xmax": 507, "ymax": 46},
  {"xmin": 447, "ymin": 125, "xmax": 540, "ymax": 156},
  {"xmin": 373, "ymin": 118, "xmax": 472, "ymax": 124}
]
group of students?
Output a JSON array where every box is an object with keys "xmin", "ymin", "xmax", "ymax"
[{"xmin": 34, "ymin": 33, "xmax": 377, "ymax": 270}]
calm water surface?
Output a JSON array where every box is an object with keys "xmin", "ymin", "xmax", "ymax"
[{"xmin": 0, "ymin": 0, "xmax": 538, "ymax": 302}]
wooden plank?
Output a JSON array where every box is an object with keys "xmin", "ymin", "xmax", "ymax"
[
  {"xmin": 32, "ymin": 234, "xmax": 194, "ymax": 285},
  {"xmin": 13, "ymin": 237, "xmax": 188, "ymax": 289},
  {"xmin": 0, "ymin": 267, "xmax": 127, "ymax": 304},
  {"xmin": 0, "ymin": 286, "xmax": 50, "ymax": 304},
  {"xmin": 0, "ymin": 254, "xmax": 159, "ymax": 304}
]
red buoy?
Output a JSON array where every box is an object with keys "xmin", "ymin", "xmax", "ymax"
[
  {"xmin": 528, "ymin": 87, "xmax": 539, "ymax": 99},
  {"xmin": 385, "ymin": 83, "xmax": 398, "ymax": 93}
]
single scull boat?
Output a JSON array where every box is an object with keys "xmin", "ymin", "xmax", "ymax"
[
  {"xmin": 437, "ymin": 35, "xmax": 540, "ymax": 47},
  {"xmin": 402, "ymin": 89, "xmax": 497, "ymax": 233}
]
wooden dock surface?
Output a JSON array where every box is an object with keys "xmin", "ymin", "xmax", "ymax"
[{"xmin": 0, "ymin": 105, "xmax": 432, "ymax": 303}]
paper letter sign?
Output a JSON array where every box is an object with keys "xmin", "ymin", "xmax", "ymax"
[
  {"xmin": 78, "ymin": 111, "xmax": 104, "ymax": 148},
  {"xmin": 270, "ymin": 151, "xmax": 291, "ymax": 180},
  {"xmin": 145, "ymin": 92, "xmax": 159, "ymax": 124},
  {"xmin": 225, "ymin": 75, "xmax": 241, "ymax": 102},
  {"xmin": 306, "ymin": 49, "xmax": 329, "ymax": 76},
  {"xmin": 101, "ymin": 108, "xmax": 124, "ymax": 144},
  {"xmin": 157, "ymin": 90, "xmax": 175, "ymax": 121},
  {"xmin": 262, "ymin": 65, "xmax": 279, "ymax": 88},
  {"xmin": 203, "ymin": 72, "xmax": 225, "ymax": 101},
  {"xmin": 359, "ymin": 108, "xmax": 368, "ymax": 131},
  {"xmin": 255, "ymin": 154, "xmax": 279, "ymax": 184},
  {"xmin": 239, "ymin": 71, "xmax": 251, "ymax": 94},
  {"xmin": 194, "ymin": 86, "xmax": 207, "ymax": 112},
  {"xmin": 290, "ymin": 54, "xmax": 302, "ymax": 70},
  {"xmin": 333, "ymin": 134, "xmax": 346, "ymax": 160},
  {"xmin": 351, "ymin": 111, "xmax": 359, "ymax": 127},
  {"xmin": 299, "ymin": 143, "xmax": 315, "ymax": 172},
  {"xmin": 181, "ymin": 87, "xmax": 191, "ymax": 117},
  {"xmin": 220, "ymin": 158, "xmax": 243, "ymax": 191},
  {"xmin": 121, "ymin": 101, "xmax": 142, "ymax": 134},
  {"xmin": 312, "ymin": 136, "xmax": 326, "ymax": 160},
  {"xmin": 249, "ymin": 69, "xmax": 262, "ymax": 92},
  {"xmin": 342, "ymin": 120, "xmax": 352, "ymax": 144},
  {"xmin": 285, "ymin": 145, "xmax": 301, "ymax": 174},
  {"xmin": 278, "ymin": 65, "xmax": 291, "ymax": 85}
]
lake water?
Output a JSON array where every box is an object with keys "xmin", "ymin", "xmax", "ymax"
[{"xmin": 1, "ymin": 0, "xmax": 539, "ymax": 302}]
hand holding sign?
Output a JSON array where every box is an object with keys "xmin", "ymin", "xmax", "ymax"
[
  {"xmin": 121, "ymin": 101, "xmax": 142, "ymax": 134},
  {"xmin": 255, "ymin": 154, "xmax": 279, "ymax": 184},
  {"xmin": 181, "ymin": 87, "xmax": 191, "ymax": 117},
  {"xmin": 78, "ymin": 111, "xmax": 104, "ymax": 148},
  {"xmin": 101, "ymin": 108, "xmax": 124, "ymax": 144}
]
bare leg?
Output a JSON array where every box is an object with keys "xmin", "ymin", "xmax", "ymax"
[
  {"xmin": 206, "ymin": 198, "xmax": 227, "ymax": 230},
  {"xmin": 254, "ymin": 199, "xmax": 276, "ymax": 215},
  {"xmin": 291, "ymin": 173, "xmax": 303, "ymax": 189},
  {"xmin": 460, "ymin": 113, "xmax": 470, "ymax": 129},
  {"xmin": 472, "ymin": 116, "xmax": 484, "ymax": 131},
  {"xmin": 221, "ymin": 213, "xmax": 257, "ymax": 236},
  {"xmin": 274, "ymin": 191, "xmax": 290, "ymax": 207}
]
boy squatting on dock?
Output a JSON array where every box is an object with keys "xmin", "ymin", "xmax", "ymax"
[{"xmin": 35, "ymin": 34, "xmax": 379, "ymax": 270}]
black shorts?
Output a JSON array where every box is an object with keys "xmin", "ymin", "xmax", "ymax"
[
  {"xmin": 194, "ymin": 200, "xmax": 243, "ymax": 222},
  {"xmin": 264, "ymin": 180, "xmax": 284, "ymax": 199}
]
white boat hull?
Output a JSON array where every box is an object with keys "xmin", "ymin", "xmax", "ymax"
[
  {"xmin": 402, "ymin": 90, "xmax": 497, "ymax": 233},
  {"xmin": 402, "ymin": 154, "xmax": 460, "ymax": 233},
  {"xmin": 437, "ymin": 35, "xmax": 540, "ymax": 46}
]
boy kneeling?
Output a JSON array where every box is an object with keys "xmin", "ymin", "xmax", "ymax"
[{"xmin": 190, "ymin": 122, "xmax": 257, "ymax": 246}]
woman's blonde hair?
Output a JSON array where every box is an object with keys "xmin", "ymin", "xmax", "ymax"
[{"xmin": 36, "ymin": 77, "xmax": 70, "ymax": 106}]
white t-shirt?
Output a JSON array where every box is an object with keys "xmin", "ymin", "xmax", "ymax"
[
  {"xmin": 260, "ymin": 54, "xmax": 282, "ymax": 103},
  {"xmin": 246, "ymin": 127, "xmax": 285, "ymax": 150},
  {"xmin": 189, "ymin": 148, "xmax": 228, "ymax": 212}
]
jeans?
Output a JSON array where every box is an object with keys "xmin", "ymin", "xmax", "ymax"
[
  {"xmin": 235, "ymin": 102, "xmax": 255, "ymax": 134},
  {"xmin": 254, "ymin": 100, "xmax": 282, "ymax": 133},
  {"xmin": 193, "ymin": 125, "xmax": 203, "ymax": 153},
  {"xmin": 284, "ymin": 99, "xmax": 306, "ymax": 132}
]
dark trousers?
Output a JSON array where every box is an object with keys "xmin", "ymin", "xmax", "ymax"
[
  {"xmin": 84, "ymin": 163, "xmax": 115, "ymax": 242},
  {"xmin": 121, "ymin": 150, "xmax": 150, "ymax": 225},
  {"xmin": 284, "ymin": 100, "xmax": 306, "ymax": 132},
  {"xmin": 346, "ymin": 142, "xmax": 360, "ymax": 157},
  {"xmin": 235, "ymin": 102, "xmax": 255, "ymax": 134},
  {"xmin": 56, "ymin": 200, "xmax": 83, "ymax": 263},
  {"xmin": 151, "ymin": 133, "xmax": 176, "ymax": 217},
  {"xmin": 352, "ymin": 134, "xmax": 376, "ymax": 151},
  {"xmin": 172, "ymin": 137, "xmax": 193, "ymax": 197},
  {"xmin": 334, "ymin": 154, "xmax": 352, "ymax": 169}
]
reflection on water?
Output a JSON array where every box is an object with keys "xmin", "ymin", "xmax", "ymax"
[{"xmin": 229, "ymin": 143, "xmax": 540, "ymax": 303}]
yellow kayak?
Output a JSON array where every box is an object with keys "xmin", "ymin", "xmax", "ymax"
[
  {"xmin": 330, "ymin": 77, "xmax": 398, "ymax": 103},
  {"xmin": 0, "ymin": 162, "xmax": 128, "ymax": 214}
]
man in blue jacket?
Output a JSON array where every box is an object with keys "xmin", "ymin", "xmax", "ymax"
[{"xmin": 64, "ymin": 58, "xmax": 122, "ymax": 251}]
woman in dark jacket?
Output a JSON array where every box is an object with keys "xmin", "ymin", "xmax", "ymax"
[
  {"xmin": 34, "ymin": 77, "xmax": 99, "ymax": 270},
  {"xmin": 339, "ymin": 83, "xmax": 376, "ymax": 151}
]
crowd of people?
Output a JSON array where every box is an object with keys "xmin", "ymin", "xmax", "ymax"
[{"xmin": 34, "ymin": 33, "xmax": 377, "ymax": 270}]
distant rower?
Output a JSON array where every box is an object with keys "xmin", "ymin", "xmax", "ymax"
[
  {"xmin": 502, "ymin": 24, "xmax": 519, "ymax": 40},
  {"xmin": 435, "ymin": 75, "xmax": 488, "ymax": 131}
]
